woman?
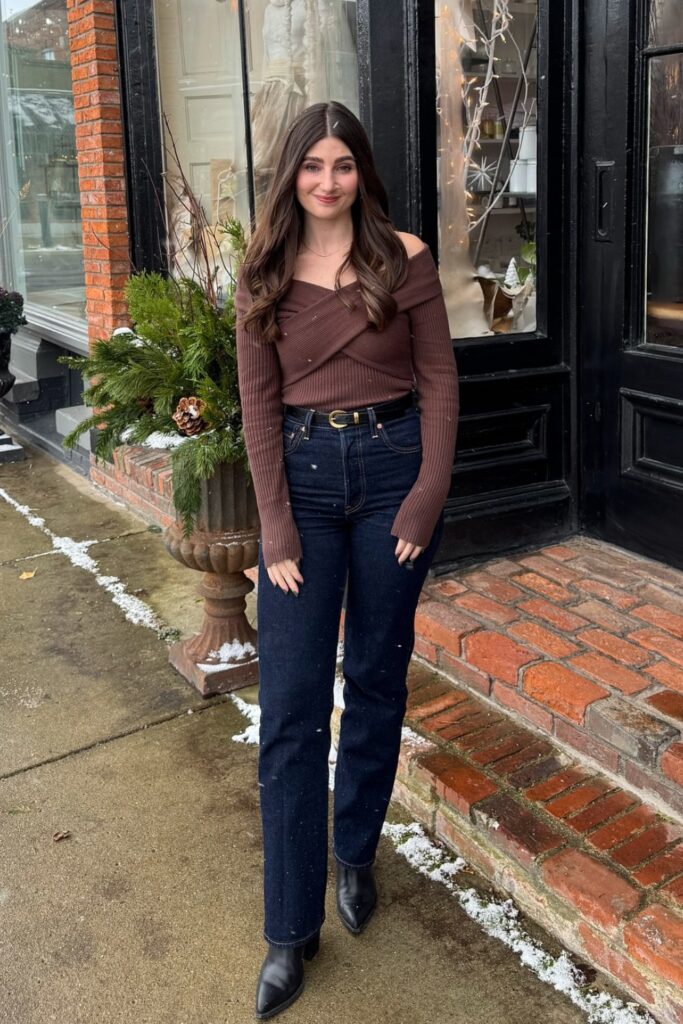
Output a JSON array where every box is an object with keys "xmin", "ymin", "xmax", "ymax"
[{"xmin": 235, "ymin": 100, "xmax": 459, "ymax": 1020}]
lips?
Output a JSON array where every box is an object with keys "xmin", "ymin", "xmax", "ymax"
[{"xmin": 315, "ymin": 195, "xmax": 340, "ymax": 205}]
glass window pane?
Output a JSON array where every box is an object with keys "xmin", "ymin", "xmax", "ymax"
[
  {"xmin": 0, "ymin": 0, "xmax": 85, "ymax": 319},
  {"xmin": 646, "ymin": 54, "xmax": 683, "ymax": 348},
  {"xmin": 649, "ymin": 0, "xmax": 683, "ymax": 48},
  {"xmin": 153, "ymin": 0, "xmax": 249, "ymax": 291},
  {"xmin": 436, "ymin": 0, "xmax": 538, "ymax": 339},
  {"xmin": 244, "ymin": 0, "xmax": 359, "ymax": 211}
]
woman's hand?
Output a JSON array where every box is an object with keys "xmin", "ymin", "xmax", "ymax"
[
  {"xmin": 267, "ymin": 558, "xmax": 304, "ymax": 595},
  {"xmin": 395, "ymin": 538, "xmax": 424, "ymax": 565}
]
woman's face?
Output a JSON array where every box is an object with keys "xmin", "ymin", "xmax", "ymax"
[{"xmin": 295, "ymin": 135, "xmax": 359, "ymax": 222}]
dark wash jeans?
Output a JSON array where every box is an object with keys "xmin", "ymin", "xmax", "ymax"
[{"xmin": 256, "ymin": 397, "xmax": 445, "ymax": 947}]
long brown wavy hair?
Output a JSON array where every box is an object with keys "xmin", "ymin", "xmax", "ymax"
[{"xmin": 237, "ymin": 101, "xmax": 410, "ymax": 343}]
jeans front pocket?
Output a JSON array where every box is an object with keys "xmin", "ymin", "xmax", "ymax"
[
  {"xmin": 283, "ymin": 417, "xmax": 306, "ymax": 456},
  {"xmin": 376, "ymin": 407, "xmax": 422, "ymax": 454}
]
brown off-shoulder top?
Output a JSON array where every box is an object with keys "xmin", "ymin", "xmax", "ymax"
[{"xmin": 234, "ymin": 243, "xmax": 459, "ymax": 569}]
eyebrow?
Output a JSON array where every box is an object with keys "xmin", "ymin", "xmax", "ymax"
[{"xmin": 302, "ymin": 155, "xmax": 356, "ymax": 163}]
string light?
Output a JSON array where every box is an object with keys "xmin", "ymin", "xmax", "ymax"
[{"xmin": 436, "ymin": 0, "xmax": 536, "ymax": 240}]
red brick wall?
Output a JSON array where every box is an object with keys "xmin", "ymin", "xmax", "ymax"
[{"xmin": 66, "ymin": 0, "xmax": 131, "ymax": 343}]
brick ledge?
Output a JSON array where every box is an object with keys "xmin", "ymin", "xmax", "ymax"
[
  {"xmin": 390, "ymin": 661, "xmax": 683, "ymax": 1024},
  {"xmin": 413, "ymin": 539, "xmax": 683, "ymax": 822}
]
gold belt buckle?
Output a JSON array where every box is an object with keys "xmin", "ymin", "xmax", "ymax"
[{"xmin": 328, "ymin": 409, "xmax": 349, "ymax": 429}]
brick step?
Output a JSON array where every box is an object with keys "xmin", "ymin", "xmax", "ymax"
[
  {"xmin": 413, "ymin": 539, "xmax": 683, "ymax": 821},
  {"xmin": 394, "ymin": 660, "xmax": 683, "ymax": 1024}
]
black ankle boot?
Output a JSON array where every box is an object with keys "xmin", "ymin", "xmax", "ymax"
[
  {"xmin": 254, "ymin": 930, "xmax": 320, "ymax": 1020},
  {"xmin": 336, "ymin": 862, "xmax": 377, "ymax": 934}
]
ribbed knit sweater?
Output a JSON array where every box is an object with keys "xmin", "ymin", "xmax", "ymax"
[{"xmin": 234, "ymin": 243, "xmax": 459, "ymax": 569}]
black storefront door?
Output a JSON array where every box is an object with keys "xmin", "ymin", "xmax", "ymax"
[{"xmin": 580, "ymin": 0, "xmax": 683, "ymax": 570}]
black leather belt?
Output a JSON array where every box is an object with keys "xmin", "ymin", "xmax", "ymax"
[{"xmin": 283, "ymin": 390, "xmax": 416, "ymax": 429}]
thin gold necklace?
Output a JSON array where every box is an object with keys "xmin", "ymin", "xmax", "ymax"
[{"xmin": 301, "ymin": 240, "xmax": 352, "ymax": 258}]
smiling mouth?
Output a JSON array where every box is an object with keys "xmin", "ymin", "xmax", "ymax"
[{"xmin": 315, "ymin": 195, "xmax": 340, "ymax": 203}]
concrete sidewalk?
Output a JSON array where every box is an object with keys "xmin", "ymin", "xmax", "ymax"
[{"xmin": 0, "ymin": 445, "xmax": 634, "ymax": 1024}]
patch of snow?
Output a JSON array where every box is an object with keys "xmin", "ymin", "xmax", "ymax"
[
  {"xmin": 119, "ymin": 426, "xmax": 188, "ymax": 448},
  {"xmin": 198, "ymin": 640, "xmax": 257, "ymax": 674},
  {"xmin": 51, "ymin": 535, "xmax": 99, "ymax": 571},
  {"xmin": 112, "ymin": 327, "xmax": 143, "ymax": 347},
  {"xmin": 328, "ymin": 739, "xmax": 338, "ymax": 791},
  {"xmin": 207, "ymin": 640, "xmax": 256, "ymax": 662},
  {"xmin": 0, "ymin": 486, "xmax": 170, "ymax": 638},
  {"xmin": 230, "ymin": 693, "xmax": 261, "ymax": 744},
  {"xmin": 334, "ymin": 639, "xmax": 345, "ymax": 708},
  {"xmin": 333, "ymin": 675, "xmax": 345, "ymax": 710},
  {"xmin": 141, "ymin": 431, "xmax": 189, "ymax": 449},
  {"xmin": 228, "ymin": 692, "xmax": 338, "ymax": 789},
  {"xmin": 382, "ymin": 822, "xmax": 656, "ymax": 1024},
  {"xmin": 401, "ymin": 725, "xmax": 433, "ymax": 749},
  {"xmin": 96, "ymin": 575, "xmax": 166, "ymax": 630},
  {"xmin": 120, "ymin": 427, "xmax": 218, "ymax": 449},
  {"xmin": 0, "ymin": 489, "xmax": 46, "ymax": 529}
]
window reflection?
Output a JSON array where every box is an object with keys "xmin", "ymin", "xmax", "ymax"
[
  {"xmin": 244, "ymin": 0, "xmax": 359, "ymax": 211},
  {"xmin": 646, "ymin": 54, "xmax": 683, "ymax": 347},
  {"xmin": 153, "ymin": 0, "xmax": 249, "ymax": 292},
  {"xmin": 0, "ymin": 0, "xmax": 85, "ymax": 318}
]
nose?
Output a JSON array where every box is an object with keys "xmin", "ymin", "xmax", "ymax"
[{"xmin": 321, "ymin": 169, "xmax": 337, "ymax": 192}]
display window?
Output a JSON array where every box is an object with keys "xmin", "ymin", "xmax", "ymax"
[
  {"xmin": 435, "ymin": 0, "xmax": 538, "ymax": 338},
  {"xmin": 0, "ymin": 0, "xmax": 85, "ymax": 320}
]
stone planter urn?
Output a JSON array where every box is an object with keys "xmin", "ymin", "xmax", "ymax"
[{"xmin": 163, "ymin": 459, "xmax": 261, "ymax": 697}]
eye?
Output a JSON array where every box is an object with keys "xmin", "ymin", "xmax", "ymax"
[
  {"xmin": 302, "ymin": 162, "xmax": 319, "ymax": 172},
  {"xmin": 338, "ymin": 164, "xmax": 354, "ymax": 173}
]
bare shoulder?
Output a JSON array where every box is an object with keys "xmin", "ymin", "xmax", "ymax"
[{"xmin": 394, "ymin": 230, "xmax": 427, "ymax": 258}]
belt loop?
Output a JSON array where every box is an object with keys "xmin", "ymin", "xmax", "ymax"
[
  {"xmin": 367, "ymin": 404, "xmax": 378, "ymax": 438},
  {"xmin": 303, "ymin": 407, "xmax": 314, "ymax": 440}
]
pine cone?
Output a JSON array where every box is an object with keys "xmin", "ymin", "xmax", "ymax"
[
  {"xmin": 172, "ymin": 396, "xmax": 208, "ymax": 436},
  {"xmin": 136, "ymin": 397, "xmax": 154, "ymax": 414}
]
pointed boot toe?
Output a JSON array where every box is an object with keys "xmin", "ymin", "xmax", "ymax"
[
  {"xmin": 254, "ymin": 931, "xmax": 319, "ymax": 1020},
  {"xmin": 336, "ymin": 862, "xmax": 377, "ymax": 935}
]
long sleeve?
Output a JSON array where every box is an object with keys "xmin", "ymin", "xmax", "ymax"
[
  {"xmin": 234, "ymin": 270, "xmax": 303, "ymax": 569},
  {"xmin": 390, "ymin": 276, "xmax": 459, "ymax": 548}
]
